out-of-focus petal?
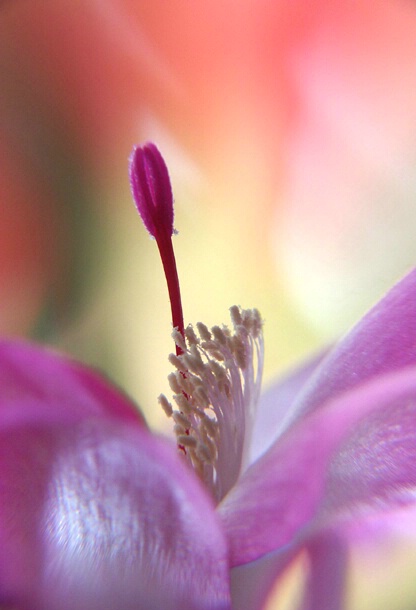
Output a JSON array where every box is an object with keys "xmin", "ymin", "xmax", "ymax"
[
  {"xmin": 220, "ymin": 366, "xmax": 416, "ymax": 566},
  {"xmin": 231, "ymin": 543, "xmax": 300, "ymax": 610},
  {"xmin": 260, "ymin": 504, "xmax": 416, "ymax": 610},
  {"xmin": 284, "ymin": 268, "xmax": 416, "ymax": 428},
  {"xmin": 0, "ymin": 417, "xmax": 230, "ymax": 610},
  {"xmin": 0, "ymin": 339, "xmax": 145, "ymax": 429},
  {"xmin": 300, "ymin": 532, "xmax": 348, "ymax": 610},
  {"xmin": 326, "ymin": 504, "xmax": 416, "ymax": 610},
  {"xmin": 249, "ymin": 349, "xmax": 329, "ymax": 463}
]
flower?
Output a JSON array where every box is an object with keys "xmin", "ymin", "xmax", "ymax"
[{"xmin": 0, "ymin": 144, "xmax": 416, "ymax": 609}]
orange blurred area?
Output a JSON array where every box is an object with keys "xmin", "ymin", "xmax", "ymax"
[
  {"xmin": 1, "ymin": 0, "xmax": 416, "ymax": 432},
  {"xmin": 0, "ymin": 137, "xmax": 61, "ymax": 333}
]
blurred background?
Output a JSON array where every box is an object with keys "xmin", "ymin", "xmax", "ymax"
[
  {"xmin": 1, "ymin": 0, "xmax": 416, "ymax": 424},
  {"xmin": 1, "ymin": 1, "xmax": 416, "ymax": 607}
]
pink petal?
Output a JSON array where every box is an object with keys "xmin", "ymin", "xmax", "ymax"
[
  {"xmin": 0, "ymin": 340, "xmax": 230, "ymax": 607},
  {"xmin": 289, "ymin": 268, "xmax": 416, "ymax": 425},
  {"xmin": 220, "ymin": 365, "xmax": 416, "ymax": 567},
  {"xmin": 0, "ymin": 418, "xmax": 230, "ymax": 609},
  {"xmin": 0, "ymin": 339, "xmax": 145, "ymax": 429}
]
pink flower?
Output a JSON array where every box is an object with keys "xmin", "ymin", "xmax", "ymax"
[{"xmin": 0, "ymin": 144, "xmax": 415, "ymax": 609}]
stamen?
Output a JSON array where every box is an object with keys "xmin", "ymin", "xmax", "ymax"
[{"xmin": 160, "ymin": 307, "xmax": 264, "ymax": 503}]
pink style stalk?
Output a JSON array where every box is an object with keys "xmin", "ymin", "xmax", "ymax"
[{"xmin": 0, "ymin": 143, "xmax": 415, "ymax": 609}]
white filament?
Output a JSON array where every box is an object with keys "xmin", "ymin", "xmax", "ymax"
[{"xmin": 159, "ymin": 306, "xmax": 264, "ymax": 503}]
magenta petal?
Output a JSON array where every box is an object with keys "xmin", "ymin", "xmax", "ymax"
[
  {"xmin": 0, "ymin": 418, "xmax": 230, "ymax": 609},
  {"xmin": 0, "ymin": 339, "xmax": 144, "ymax": 429},
  {"xmin": 291, "ymin": 268, "xmax": 416, "ymax": 423},
  {"xmin": 220, "ymin": 366, "xmax": 416, "ymax": 566}
]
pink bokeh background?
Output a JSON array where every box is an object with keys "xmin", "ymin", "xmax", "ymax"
[{"xmin": 1, "ymin": 0, "xmax": 416, "ymax": 425}]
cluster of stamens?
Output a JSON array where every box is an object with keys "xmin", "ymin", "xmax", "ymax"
[{"xmin": 159, "ymin": 306, "xmax": 263, "ymax": 502}]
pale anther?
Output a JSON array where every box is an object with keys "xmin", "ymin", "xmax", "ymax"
[
  {"xmin": 158, "ymin": 394, "xmax": 173, "ymax": 417},
  {"xmin": 177, "ymin": 435, "xmax": 197, "ymax": 448},
  {"xmin": 196, "ymin": 322, "xmax": 211, "ymax": 341},
  {"xmin": 173, "ymin": 411, "xmax": 192, "ymax": 429},
  {"xmin": 212, "ymin": 326, "xmax": 227, "ymax": 345},
  {"xmin": 168, "ymin": 353, "xmax": 188, "ymax": 373},
  {"xmin": 171, "ymin": 328, "xmax": 187, "ymax": 352},
  {"xmin": 229, "ymin": 305, "xmax": 242, "ymax": 326},
  {"xmin": 168, "ymin": 372, "xmax": 182, "ymax": 394},
  {"xmin": 185, "ymin": 325, "xmax": 199, "ymax": 346}
]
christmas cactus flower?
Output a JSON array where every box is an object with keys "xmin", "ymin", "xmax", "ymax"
[{"xmin": 0, "ymin": 143, "xmax": 415, "ymax": 610}]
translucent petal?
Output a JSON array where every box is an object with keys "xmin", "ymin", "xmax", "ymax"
[
  {"xmin": 0, "ymin": 340, "xmax": 230, "ymax": 609},
  {"xmin": 220, "ymin": 366, "xmax": 416, "ymax": 566}
]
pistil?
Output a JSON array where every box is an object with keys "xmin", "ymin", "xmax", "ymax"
[
  {"xmin": 155, "ymin": 231, "xmax": 185, "ymax": 345},
  {"xmin": 129, "ymin": 142, "xmax": 185, "ymax": 353},
  {"xmin": 129, "ymin": 142, "xmax": 264, "ymax": 502}
]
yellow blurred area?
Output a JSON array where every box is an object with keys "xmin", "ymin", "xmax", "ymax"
[
  {"xmin": 61, "ymin": 152, "xmax": 317, "ymax": 428},
  {"xmin": 263, "ymin": 551, "xmax": 307, "ymax": 610},
  {"xmin": 260, "ymin": 532, "xmax": 416, "ymax": 610}
]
